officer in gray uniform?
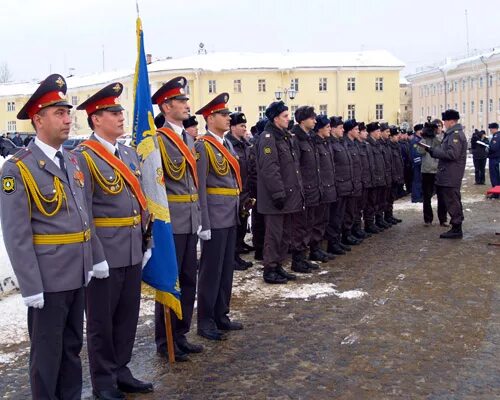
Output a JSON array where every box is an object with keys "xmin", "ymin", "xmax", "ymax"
[
  {"xmin": 75, "ymin": 83, "xmax": 153, "ymax": 399},
  {"xmin": 426, "ymin": 109, "xmax": 467, "ymax": 239},
  {"xmin": 151, "ymin": 76, "xmax": 203, "ymax": 361},
  {"xmin": 195, "ymin": 93, "xmax": 242, "ymax": 341},
  {"xmin": 0, "ymin": 74, "xmax": 97, "ymax": 399}
]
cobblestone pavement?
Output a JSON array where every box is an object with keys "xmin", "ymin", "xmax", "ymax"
[{"xmin": 1, "ymin": 171, "xmax": 499, "ymax": 399}]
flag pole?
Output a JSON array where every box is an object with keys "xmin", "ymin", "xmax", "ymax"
[{"xmin": 163, "ymin": 306, "xmax": 176, "ymax": 364}]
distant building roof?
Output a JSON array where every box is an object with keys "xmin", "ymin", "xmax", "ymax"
[{"xmin": 1, "ymin": 50, "xmax": 405, "ymax": 97}]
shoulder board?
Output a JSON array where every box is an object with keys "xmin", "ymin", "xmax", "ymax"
[
  {"xmin": 8, "ymin": 148, "xmax": 31, "ymax": 163},
  {"xmin": 454, "ymin": 130, "xmax": 459, "ymax": 134},
  {"xmin": 72, "ymin": 145, "xmax": 85, "ymax": 153}
]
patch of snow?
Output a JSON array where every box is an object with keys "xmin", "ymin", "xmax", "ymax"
[
  {"xmin": 336, "ymin": 290, "xmax": 367, "ymax": 299},
  {"xmin": 341, "ymin": 332, "xmax": 359, "ymax": 345},
  {"xmin": 0, "ymin": 294, "xmax": 28, "ymax": 345}
]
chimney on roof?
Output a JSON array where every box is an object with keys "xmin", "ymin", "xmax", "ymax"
[{"xmin": 146, "ymin": 54, "xmax": 152, "ymax": 64}]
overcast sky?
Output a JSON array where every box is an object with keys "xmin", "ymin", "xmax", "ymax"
[{"xmin": 1, "ymin": 0, "xmax": 498, "ymax": 82}]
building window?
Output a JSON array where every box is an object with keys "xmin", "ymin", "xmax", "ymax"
[
  {"xmin": 470, "ymin": 78, "xmax": 474, "ymax": 89},
  {"xmin": 258, "ymin": 79, "xmax": 266, "ymax": 92},
  {"xmin": 7, "ymin": 121, "xmax": 16, "ymax": 131},
  {"xmin": 375, "ymin": 77, "xmax": 384, "ymax": 91},
  {"xmin": 290, "ymin": 105, "xmax": 298, "ymax": 121},
  {"xmin": 233, "ymin": 79, "xmax": 241, "ymax": 93},
  {"xmin": 208, "ymin": 80, "xmax": 216, "ymax": 94},
  {"xmin": 7, "ymin": 101, "xmax": 15, "ymax": 112},
  {"xmin": 462, "ymin": 79, "xmax": 466, "ymax": 91},
  {"xmin": 488, "ymin": 75, "xmax": 493, "ymax": 87},
  {"xmin": 479, "ymin": 76, "xmax": 484, "ymax": 88},
  {"xmin": 375, "ymin": 104, "xmax": 383, "ymax": 120},
  {"xmin": 453, "ymin": 81, "xmax": 458, "ymax": 92},
  {"xmin": 290, "ymin": 78, "xmax": 299, "ymax": 92},
  {"xmin": 440, "ymin": 104, "xmax": 444, "ymax": 113},
  {"xmin": 489, "ymin": 99, "xmax": 493, "ymax": 112},
  {"xmin": 454, "ymin": 103, "xmax": 458, "ymax": 111},
  {"xmin": 432, "ymin": 84, "xmax": 436, "ymax": 95},
  {"xmin": 319, "ymin": 104, "xmax": 328, "ymax": 116},
  {"xmin": 71, "ymin": 96, "xmax": 78, "ymax": 106},
  {"xmin": 462, "ymin": 101, "xmax": 466, "ymax": 114},
  {"xmin": 471, "ymin": 101, "xmax": 475, "ymax": 114},
  {"xmin": 425, "ymin": 85, "xmax": 429, "ymax": 96},
  {"xmin": 347, "ymin": 104, "xmax": 356, "ymax": 119},
  {"xmin": 421, "ymin": 107, "xmax": 424, "ymax": 118},
  {"xmin": 234, "ymin": 106, "xmax": 242, "ymax": 112},
  {"xmin": 319, "ymin": 78, "xmax": 327, "ymax": 92},
  {"xmin": 258, "ymin": 105, "xmax": 266, "ymax": 120},
  {"xmin": 347, "ymin": 77, "xmax": 356, "ymax": 91},
  {"xmin": 479, "ymin": 100, "xmax": 484, "ymax": 113}
]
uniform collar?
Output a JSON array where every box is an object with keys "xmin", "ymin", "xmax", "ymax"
[
  {"xmin": 34, "ymin": 137, "xmax": 63, "ymax": 165},
  {"xmin": 93, "ymin": 132, "xmax": 119, "ymax": 154},
  {"xmin": 207, "ymin": 130, "xmax": 224, "ymax": 144},
  {"xmin": 164, "ymin": 119, "xmax": 184, "ymax": 136}
]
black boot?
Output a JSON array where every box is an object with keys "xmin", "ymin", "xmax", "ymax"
[
  {"xmin": 291, "ymin": 252, "xmax": 313, "ymax": 273},
  {"xmin": 317, "ymin": 248, "xmax": 335, "ymax": 260},
  {"xmin": 327, "ymin": 242, "xmax": 346, "ymax": 255},
  {"xmin": 352, "ymin": 227, "xmax": 370, "ymax": 239},
  {"xmin": 276, "ymin": 264, "xmax": 297, "ymax": 280},
  {"xmin": 309, "ymin": 248, "xmax": 329, "ymax": 262},
  {"xmin": 263, "ymin": 267, "xmax": 288, "ymax": 284},
  {"xmin": 365, "ymin": 223, "xmax": 381, "ymax": 234},
  {"xmin": 254, "ymin": 248, "xmax": 263, "ymax": 261},
  {"xmin": 338, "ymin": 242, "xmax": 352, "ymax": 252},
  {"xmin": 375, "ymin": 216, "xmax": 389, "ymax": 229},
  {"xmin": 440, "ymin": 224, "xmax": 463, "ymax": 239},
  {"xmin": 342, "ymin": 233, "xmax": 362, "ymax": 246},
  {"xmin": 384, "ymin": 215, "xmax": 395, "ymax": 225},
  {"xmin": 234, "ymin": 255, "xmax": 252, "ymax": 271},
  {"xmin": 391, "ymin": 216, "xmax": 402, "ymax": 223}
]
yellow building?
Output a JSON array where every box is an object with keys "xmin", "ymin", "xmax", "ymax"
[
  {"xmin": 407, "ymin": 49, "xmax": 500, "ymax": 132},
  {"xmin": 1, "ymin": 50, "xmax": 405, "ymax": 137}
]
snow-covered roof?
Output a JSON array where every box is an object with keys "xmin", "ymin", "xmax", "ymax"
[
  {"xmin": 400, "ymin": 75, "xmax": 410, "ymax": 85},
  {"xmin": 148, "ymin": 50, "xmax": 405, "ymax": 72},
  {"xmin": 1, "ymin": 50, "xmax": 404, "ymax": 97}
]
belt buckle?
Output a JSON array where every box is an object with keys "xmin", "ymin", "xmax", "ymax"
[
  {"xmin": 84, "ymin": 230, "xmax": 91, "ymax": 242},
  {"xmin": 133, "ymin": 216, "xmax": 140, "ymax": 227},
  {"xmin": 190, "ymin": 194, "xmax": 196, "ymax": 202},
  {"xmin": 236, "ymin": 188, "xmax": 240, "ymax": 195}
]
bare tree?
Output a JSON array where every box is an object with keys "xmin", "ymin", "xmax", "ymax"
[{"xmin": 0, "ymin": 62, "xmax": 13, "ymax": 83}]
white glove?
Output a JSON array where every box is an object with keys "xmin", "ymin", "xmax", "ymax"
[
  {"xmin": 92, "ymin": 260, "xmax": 109, "ymax": 279},
  {"xmin": 23, "ymin": 292, "xmax": 44, "ymax": 309},
  {"xmin": 198, "ymin": 229, "xmax": 211, "ymax": 241},
  {"xmin": 197, "ymin": 225, "xmax": 202, "ymax": 235},
  {"xmin": 142, "ymin": 248, "xmax": 152, "ymax": 269}
]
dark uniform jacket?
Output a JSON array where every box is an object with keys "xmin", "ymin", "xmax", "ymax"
[
  {"xmin": 400, "ymin": 139, "xmax": 411, "ymax": 169},
  {"xmin": 380, "ymin": 139, "xmax": 393, "ymax": 186},
  {"xmin": 291, "ymin": 125, "xmax": 321, "ymax": 207},
  {"xmin": 329, "ymin": 136, "xmax": 353, "ymax": 197},
  {"xmin": 313, "ymin": 134, "xmax": 337, "ymax": 204},
  {"xmin": 195, "ymin": 131, "xmax": 240, "ymax": 230},
  {"xmin": 225, "ymin": 132, "xmax": 252, "ymax": 206},
  {"xmin": 247, "ymin": 133, "xmax": 260, "ymax": 199},
  {"xmin": 257, "ymin": 122, "xmax": 303, "ymax": 214},
  {"xmin": 470, "ymin": 135, "xmax": 490, "ymax": 160},
  {"xmin": 431, "ymin": 123, "xmax": 467, "ymax": 188},
  {"xmin": 343, "ymin": 137, "xmax": 362, "ymax": 197},
  {"xmin": 158, "ymin": 121, "xmax": 201, "ymax": 235},
  {"xmin": 357, "ymin": 139, "xmax": 374, "ymax": 189},
  {"xmin": 1, "ymin": 142, "xmax": 94, "ymax": 297},
  {"xmin": 410, "ymin": 136, "xmax": 423, "ymax": 166},
  {"xmin": 488, "ymin": 132, "xmax": 500, "ymax": 159},
  {"xmin": 389, "ymin": 141, "xmax": 405, "ymax": 185},
  {"xmin": 366, "ymin": 136, "xmax": 386, "ymax": 187},
  {"xmin": 76, "ymin": 134, "xmax": 144, "ymax": 269}
]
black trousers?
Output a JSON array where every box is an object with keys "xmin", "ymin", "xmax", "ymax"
[
  {"xmin": 28, "ymin": 288, "xmax": 84, "ymax": 400},
  {"xmin": 343, "ymin": 196, "xmax": 360, "ymax": 234},
  {"xmin": 251, "ymin": 208, "xmax": 265, "ymax": 252},
  {"xmin": 404, "ymin": 165, "xmax": 413, "ymax": 193},
  {"xmin": 197, "ymin": 226, "xmax": 236, "ymax": 331},
  {"xmin": 422, "ymin": 173, "xmax": 447, "ymax": 224},
  {"xmin": 155, "ymin": 233, "xmax": 198, "ymax": 351},
  {"xmin": 86, "ymin": 265, "xmax": 142, "ymax": 391},
  {"xmin": 436, "ymin": 186, "xmax": 464, "ymax": 225},
  {"xmin": 263, "ymin": 213, "xmax": 292, "ymax": 268},
  {"xmin": 364, "ymin": 187, "xmax": 380, "ymax": 225},
  {"xmin": 473, "ymin": 158, "xmax": 487, "ymax": 184},
  {"xmin": 384, "ymin": 185, "xmax": 396, "ymax": 218},
  {"xmin": 310, "ymin": 203, "xmax": 329, "ymax": 250},
  {"xmin": 325, "ymin": 197, "xmax": 346, "ymax": 244},
  {"xmin": 236, "ymin": 214, "xmax": 249, "ymax": 251},
  {"xmin": 291, "ymin": 206, "xmax": 314, "ymax": 253},
  {"xmin": 354, "ymin": 189, "xmax": 370, "ymax": 228}
]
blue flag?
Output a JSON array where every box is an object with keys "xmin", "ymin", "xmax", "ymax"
[{"xmin": 132, "ymin": 17, "xmax": 181, "ymax": 319}]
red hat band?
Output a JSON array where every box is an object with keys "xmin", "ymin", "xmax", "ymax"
[
  {"xmin": 85, "ymin": 96, "xmax": 120, "ymax": 115},
  {"xmin": 156, "ymin": 87, "xmax": 185, "ymax": 105},
  {"xmin": 202, "ymin": 103, "xmax": 227, "ymax": 118},
  {"xmin": 27, "ymin": 90, "xmax": 67, "ymax": 119}
]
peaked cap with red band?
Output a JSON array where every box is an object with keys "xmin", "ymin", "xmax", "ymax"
[
  {"xmin": 17, "ymin": 73, "xmax": 72, "ymax": 120},
  {"xmin": 195, "ymin": 93, "xmax": 231, "ymax": 118},
  {"xmin": 76, "ymin": 82, "xmax": 124, "ymax": 116},
  {"xmin": 151, "ymin": 76, "xmax": 189, "ymax": 106}
]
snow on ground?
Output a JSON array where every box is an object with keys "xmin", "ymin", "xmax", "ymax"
[{"xmin": 232, "ymin": 266, "xmax": 367, "ymax": 302}]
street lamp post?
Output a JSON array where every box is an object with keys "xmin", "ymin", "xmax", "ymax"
[{"xmin": 274, "ymin": 87, "xmax": 296, "ymax": 104}]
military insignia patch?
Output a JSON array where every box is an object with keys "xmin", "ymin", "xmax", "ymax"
[
  {"xmin": 55, "ymin": 76, "xmax": 64, "ymax": 87},
  {"xmin": 195, "ymin": 152, "xmax": 200, "ymax": 160},
  {"xmin": 264, "ymin": 147, "xmax": 272, "ymax": 154},
  {"xmin": 453, "ymin": 139, "xmax": 458, "ymax": 143},
  {"xmin": 2, "ymin": 176, "xmax": 16, "ymax": 194},
  {"xmin": 73, "ymin": 170, "xmax": 85, "ymax": 187}
]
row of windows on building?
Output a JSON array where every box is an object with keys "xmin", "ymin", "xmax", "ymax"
[
  {"xmin": 418, "ymin": 73, "xmax": 499, "ymax": 97},
  {"xmin": 209, "ymin": 77, "xmax": 385, "ymax": 94},
  {"xmin": 420, "ymin": 98, "xmax": 500, "ymax": 117}
]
